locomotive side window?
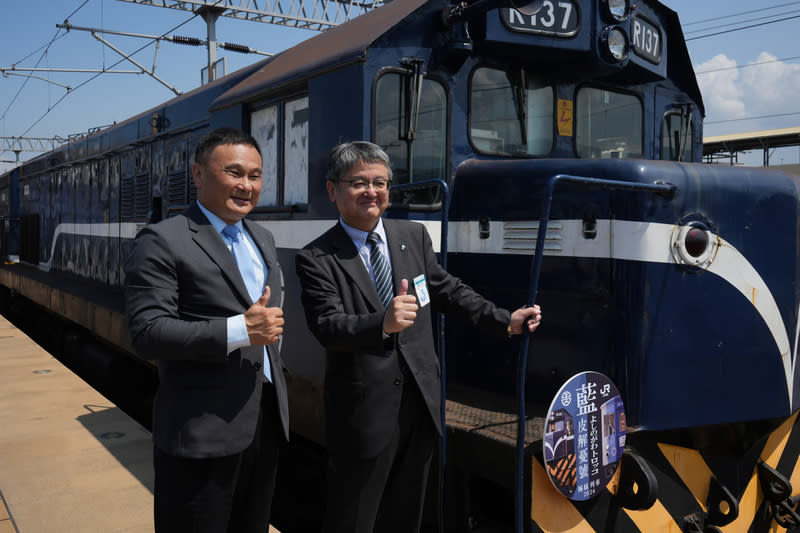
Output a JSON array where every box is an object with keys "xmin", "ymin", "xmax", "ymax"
[
  {"xmin": 251, "ymin": 96, "xmax": 309, "ymax": 209},
  {"xmin": 284, "ymin": 96, "xmax": 309, "ymax": 206},
  {"xmin": 375, "ymin": 72, "xmax": 447, "ymax": 185},
  {"xmin": 252, "ymin": 105, "xmax": 279, "ymax": 207},
  {"xmin": 575, "ymin": 88, "xmax": 642, "ymax": 159},
  {"xmin": 469, "ymin": 67, "xmax": 554, "ymax": 156},
  {"xmin": 660, "ymin": 111, "xmax": 694, "ymax": 161}
]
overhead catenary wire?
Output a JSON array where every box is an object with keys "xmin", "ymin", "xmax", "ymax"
[
  {"xmin": 678, "ymin": 2, "xmax": 800, "ymax": 134},
  {"xmin": 0, "ymin": 4, "xmax": 83, "ymax": 124},
  {"xmin": 705, "ymin": 111, "xmax": 800, "ymax": 125},
  {"xmin": 686, "ymin": 13, "xmax": 800, "ymax": 41},
  {"xmin": 678, "ymin": 0, "xmax": 800, "ymax": 41},
  {"xmin": 680, "ymin": 1, "xmax": 800, "ymax": 27},
  {"xmin": 684, "ymin": 8, "xmax": 800, "ymax": 37},
  {"xmin": 1, "ymin": 0, "xmax": 218, "ymax": 157}
]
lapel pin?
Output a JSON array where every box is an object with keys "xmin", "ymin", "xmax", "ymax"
[{"xmin": 401, "ymin": 244, "xmax": 407, "ymax": 251}]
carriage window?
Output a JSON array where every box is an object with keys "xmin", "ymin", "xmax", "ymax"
[
  {"xmin": 250, "ymin": 96, "xmax": 309, "ymax": 209},
  {"xmin": 469, "ymin": 67, "xmax": 554, "ymax": 156},
  {"xmin": 251, "ymin": 105, "xmax": 279, "ymax": 207},
  {"xmin": 375, "ymin": 73, "xmax": 447, "ymax": 185},
  {"xmin": 576, "ymin": 88, "xmax": 642, "ymax": 159},
  {"xmin": 284, "ymin": 96, "xmax": 309, "ymax": 205},
  {"xmin": 660, "ymin": 112, "xmax": 693, "ymax": 161}
]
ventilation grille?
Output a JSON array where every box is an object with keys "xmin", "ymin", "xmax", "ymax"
[{"xmin": 503, "ymin": 221, "xmax": 563, "ymax": 252}]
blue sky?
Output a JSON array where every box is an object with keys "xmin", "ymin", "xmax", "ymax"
[{"xmin": 1, "ymin": 0, "xmax": 798, "ymax": 171}]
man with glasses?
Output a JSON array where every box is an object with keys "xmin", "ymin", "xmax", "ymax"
[{"xmin": 295, "ymin": 141, "xmax": 542, "ymax": 533}]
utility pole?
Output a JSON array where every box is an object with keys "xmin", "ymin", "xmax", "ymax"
[{"xmin": 197, "ymin": 5, "xmax": 226, "ymax": 83}]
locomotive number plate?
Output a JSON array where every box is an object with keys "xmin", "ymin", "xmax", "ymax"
[
  {"xmin": 501, "ymin": 0, "xmax": 580, "ymax": 37},
  {"xmin": 632, "ymin": 15, "xmax": 662, "ymax": 64}
]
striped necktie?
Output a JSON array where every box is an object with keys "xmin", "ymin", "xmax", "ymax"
[{"xmin": 367, "ymin": 231, "xmax": 393, "ymax": 308}]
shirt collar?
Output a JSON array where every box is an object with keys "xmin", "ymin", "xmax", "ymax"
[
  {"xmin": 197, "ymin": 202, "xmax": 243, "ymax": 236},
  {"xmin": 340, "ymin": 217, "xmax": 387, "ymax": 249}
]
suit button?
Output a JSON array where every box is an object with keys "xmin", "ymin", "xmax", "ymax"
[
  {"xmin": 255, "ymin": 362, "xmax": 262, "ymax": 371},
  {"xmin": 393, "ymin": 377, "xmax": 402, "ymax": 386}
]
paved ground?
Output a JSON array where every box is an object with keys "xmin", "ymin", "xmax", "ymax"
[{"xmin": 0, "ymin": 314, "xmax": 282, "ymax": 532}]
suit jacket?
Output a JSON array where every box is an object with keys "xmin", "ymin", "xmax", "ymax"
[
  {"xmin": 295, "ymin": 219, "xmax": 510, "ymax": 459},
  {"xmin": 125, "ymin": 202, "xmax": 290, "ymax": 458}
]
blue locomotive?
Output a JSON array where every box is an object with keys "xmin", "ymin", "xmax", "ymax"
[{"xmin": 2, "ymin": 0, "xmax": 800, "ymax": 530}]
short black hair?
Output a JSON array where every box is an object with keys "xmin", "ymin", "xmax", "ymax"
[
  {"xmin": 194, "ymin": 127, "xmax": 262, "ymax": 166},
  {"xmin": 327, "ymin": 141, "xmax": 392, "ymax": 182}
]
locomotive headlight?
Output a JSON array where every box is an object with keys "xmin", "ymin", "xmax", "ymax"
[
  {"xmin": 670, "ymin": 221, "xmax": 718, "ymax": 269},
  {"xmin": 606, "ymin": 0, "xmax": 631, "ymax": 22},
  {"xmin": 601, "ymin": 27, "xmax": 629, "ymax": 62}
]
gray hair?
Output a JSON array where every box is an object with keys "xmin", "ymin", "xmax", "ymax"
[{"xmin": 326, "ymin": 141, "xmax": 393, "ymax": 182}]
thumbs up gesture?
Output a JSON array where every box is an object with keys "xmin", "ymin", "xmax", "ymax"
[
  {"xmin": 245, "ymin": 285, "xmax": 285, "ymax": 345},
  {"xmin": 383, "ymin": 279, "xmax": 418, "ymax": 333}
]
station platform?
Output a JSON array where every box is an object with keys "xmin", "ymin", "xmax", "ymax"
[
  {"xmin": 0, "ymin": 314, "xmax": 280, "ymax": 532},
  {"xmin": 0, "ymin": 314, "xmax": 153, "ymax": 532}
]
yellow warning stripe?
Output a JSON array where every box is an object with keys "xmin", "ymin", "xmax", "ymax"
[
  {"xmin": 658, "ymin": 443, "xmax": 713, "ymax": 512},
  {"xmin": 531, "ymin": 459, "xmax": 596, "ymax": 532},
  {"xmin": 624, "ymin": 499, "xmax": 681, "ymax": 531},
  {"xmin": 617, "ymin": 456, "xmax": 682, "ymax": 531},
  {"xmin": 720, "ymin": 411, "xmax": 798, "ymax": 533},
  {"xmin": 531, "ymin": 412, "xmax": 800, "ymax": 532},
  {"xmin": 654, "ymin": 412, "xmax": 799, "ymax": 533}
]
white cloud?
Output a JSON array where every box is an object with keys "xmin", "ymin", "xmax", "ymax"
[
  {"xmin": 695, "ymin": 54, "xmax": 745, "ymax": 123},
  {"xmin": 739, "ymin": 52, "xmax": 800, "ymax": 120},
  {"xmin": 696, "ymin": 53, "xmax": 800, "ymax": 135}
]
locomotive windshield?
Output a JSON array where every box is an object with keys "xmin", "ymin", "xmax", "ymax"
[
  {"xmin": 575, "ymin": 87, "xmax": 643, "ymax": 159},
  {"xmin": 469, "ymin": 66, "xmax": 554, "ymax": 156}
]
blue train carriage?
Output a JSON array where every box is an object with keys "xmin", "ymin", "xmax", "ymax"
[
  {"xmin": 0, "ymin": 60, "xmax": 266, "ymax": 349},
  {"xmin": 1, "ymin": 0, "xmax": 800, "ymax": 530}
]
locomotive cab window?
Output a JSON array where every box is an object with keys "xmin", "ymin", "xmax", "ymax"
[
  {"xmin": 469, "ymin": 67, "xmax": 554, "ymax": 156},
  {"xmin": 576, "ymin": 88, "xmax": 642, "ymax": 159},
  {"xmin": 660, "ymin": 111, "xmax": 694, "ymax": 161},
  {"xmin": 375, "ymin": 71, "xmax": 447, "ymax": 207}
]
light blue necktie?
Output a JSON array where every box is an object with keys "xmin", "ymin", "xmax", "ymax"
[
  {"xmin": 223, "ymin": 224, "xmax": 272, "ymax": 382},
  {"xmin": 367, "ymin": 231, "xmax": 393, "ymax": 308}
]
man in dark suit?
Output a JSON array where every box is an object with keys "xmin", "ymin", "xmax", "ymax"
[
  {"xmin": 295, "ymin": 141, "xmax": 542, "ymax": 533},
  {"xmin": 125, "ymin": 127, "xmax": 289, "ymax": 533}
]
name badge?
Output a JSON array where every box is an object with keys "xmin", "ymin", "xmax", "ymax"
[{"xmin": 413, "ymin": 274, "xmax": 430, "ymax": 307}]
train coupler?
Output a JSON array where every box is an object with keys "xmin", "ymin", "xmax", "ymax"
[
  {"xmin": 757, "ymin": 460, "xmax": 800, "ymax": 529},
  {"xmin": 681, "ymin": 513, "xmax": 723, "ymax": 533}
]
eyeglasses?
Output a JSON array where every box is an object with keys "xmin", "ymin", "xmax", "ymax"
[{"xmin": 337, "ymin": 179, "xmax": 392, "ymax": 192}]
